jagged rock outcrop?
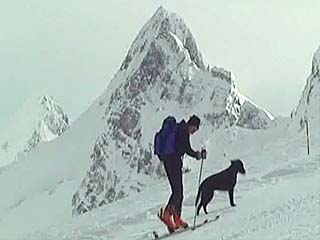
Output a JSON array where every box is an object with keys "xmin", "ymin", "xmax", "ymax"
[
  {"xmin": 24, "ymin": 96, "xmax": 69, "ymax": 152},
  {"xmin": 237, "ymin": 97, "xmax": 274, "ymax": 130},
  {"xmin": 0, "ymin": 95, "xmax": 69, "ymax": 167}
]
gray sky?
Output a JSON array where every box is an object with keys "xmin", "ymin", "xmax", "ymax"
[{"xmin": 1, "ymin": 0, "xmax": 319, "ymax": 125}]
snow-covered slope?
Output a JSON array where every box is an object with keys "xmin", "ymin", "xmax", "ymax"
[
  {"xmin": 71, "ymin": 7, "xmax": 273, "ymax": 216},
  {"xmin": 0, "ymin": 95, "xmax": 69, "ymax": 167},
  {"xmin": 290, "ymin": 46, "xmax": 320, "ymax": 130},
  {"xmin": 29, "ymin": 123, "xmax": 320, "ymax": 240}
]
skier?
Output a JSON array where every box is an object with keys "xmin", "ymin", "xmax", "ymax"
[{"xmin": 154, "ymin": 114, "xmax": 205, "ymax": 232}]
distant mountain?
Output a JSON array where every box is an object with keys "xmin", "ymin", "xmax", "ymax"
[
  {"xmin": 71, "ymin": 7, "xmax": 273, "ymax": 215},
  {"xmin": 0, "ymin": 95, "xmax": 69, "ymax": 167}
]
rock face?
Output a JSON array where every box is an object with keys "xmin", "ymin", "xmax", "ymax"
[
  {"xmin": 290, "ymin": 46, "xmax": 320, "ymax": 130},
  {"xmin": 72, "ymin": 7, "xmax": 273, "ymax": 215},
  {"xmin": 237, "ymin": 97, "xmax": 274, "ymax": 130},
  {"xmin": 0, "ymin": 96, "xmax": 69, "ymax": 167},
  {"xmin": 23, "ymin": 96, "xmax": 69, "ymax": 152}
]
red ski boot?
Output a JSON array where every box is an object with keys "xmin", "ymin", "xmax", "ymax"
[
  {"xmin": 173, "ymin": 211, "xmax": 189, "ymax": 229},
  {"xmin": 158, "ymin": 206, "xmax": 176, "ymax": 233}
]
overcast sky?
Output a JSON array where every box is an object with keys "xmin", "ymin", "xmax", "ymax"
[{"xmin": 1, "ymin": 0, "xmax": 319, "ymax": 125}]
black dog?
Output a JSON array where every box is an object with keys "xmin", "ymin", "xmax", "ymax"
[{"xmin": 195, "ymin": 159, "xmax": 246, "ymax": 215}]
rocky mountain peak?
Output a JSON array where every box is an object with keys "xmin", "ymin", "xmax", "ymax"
[
  {"xmin": 291, "ymin": 46, "xmax": 320, "ymax": 130},
  {"xmin": 311, "ymin": 46, "xmax": 320, "ymax": 76},
  {"xmin": 71, "ymin": 7, "xmax": 273, "ymax": 216},
  {"xmin": 119, "ymin": 6, "xmax": 204, "ymax": 74},
  {"xmin": 38, "ymin": 95, "xmax": 69, "ymax": 136}
]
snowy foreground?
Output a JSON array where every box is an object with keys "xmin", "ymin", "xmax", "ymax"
[{"xmin": 27, "ymin": 124, "xmax": 319, "ymax": 240}]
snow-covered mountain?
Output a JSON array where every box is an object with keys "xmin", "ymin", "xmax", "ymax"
[
  {"xmin": 0, "ymin": 7, "xmax": 319, "ymax": 240},
  {"xmin": 0, "ymin": 95, "xmax": 69, "ymax": 167},
  {"xmin": 71, "ymin": 7, "xmax": 273, "ymax": 216},
  {"xmin": 290, "ymin": 46, "xmax": 320, "ymax": 130}
]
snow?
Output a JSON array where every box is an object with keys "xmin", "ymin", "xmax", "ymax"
[{"xmin": 10, "ymin": 124, "xmax": 318, "ymax": 240}]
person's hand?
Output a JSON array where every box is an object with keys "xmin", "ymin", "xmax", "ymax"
[{"xmin": 201, "ymin": 148, "xmax": 207, "ymax": 159}]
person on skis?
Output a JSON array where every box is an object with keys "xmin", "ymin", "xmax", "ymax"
[{"xmin": 154, "ymin": 114, "xmax": 205, "ymax": 232}]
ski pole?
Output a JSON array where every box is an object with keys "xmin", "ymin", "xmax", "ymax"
[
  {"xmin": 305, "ymin": 119, "xmax": 310, "ymax": 155},
  {"xmin": 192, "ymin": 147, "xmax": 206, "ymax": 230}
]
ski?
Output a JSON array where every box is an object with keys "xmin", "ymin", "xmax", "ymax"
[{"xmin": 152, "ymin": 215, "xmax": 220, "ymax": 239}]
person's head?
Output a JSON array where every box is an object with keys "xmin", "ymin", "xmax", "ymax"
[{"xmin": 187, "ymin": 115, "xmax": 201, "ymax": 135}]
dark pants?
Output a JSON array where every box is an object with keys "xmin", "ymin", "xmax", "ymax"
[{"xmin": 160, "ymin": 155, "xmax": 183, "ymax": 215}]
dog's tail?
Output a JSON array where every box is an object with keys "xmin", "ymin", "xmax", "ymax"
[{"xmin": 195, "ymin": 185, "xmax": 202, "ymax": 207}]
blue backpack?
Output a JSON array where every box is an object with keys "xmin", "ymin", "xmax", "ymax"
[{"xmin": 154, "ymin": 116, "xmax": 179, "ymax": 157}]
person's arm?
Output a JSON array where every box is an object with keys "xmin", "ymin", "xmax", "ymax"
[{"xmin": 185, "ymin": 136, "xmax": 199, "ymax": 159}]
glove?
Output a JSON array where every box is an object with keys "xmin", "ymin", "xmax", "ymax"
[{"xmin": 201, "ymin": 148, "xmax": 207, "ymax": 159}]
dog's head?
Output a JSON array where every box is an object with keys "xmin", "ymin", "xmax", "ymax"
[{"xmin": 231, "ymin": 159, "xmax": 246, "ymax": 174}]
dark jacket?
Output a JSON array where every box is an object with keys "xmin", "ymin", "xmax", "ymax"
[{"xmin": 175, "ymin": 120, "xmax": 198, "ymax": 159}]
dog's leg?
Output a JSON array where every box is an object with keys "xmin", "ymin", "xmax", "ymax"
[
  {"xmin": 202, "ymin": 190, "xmax": 214, "ymax": 214},
  {"xmin": 203, "ymin": 204, "xmax": 209, "ymax": 214},
  {"xmin": 228, "ymin": 188, "xmax": 236, "ymax": 207},
  {"xmin": 196, "ymin": 202, "xmax": 202, "ymax": 216}
]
